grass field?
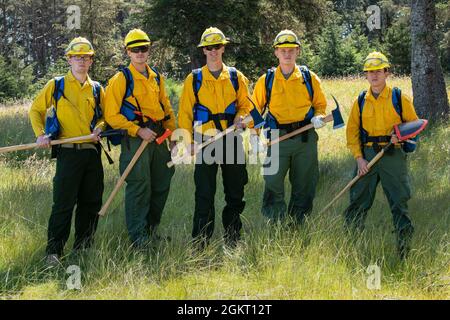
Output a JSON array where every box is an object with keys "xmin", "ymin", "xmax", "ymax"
[{"xmin": 0, "ymin": 77, "xmax": 448, "ymax": 299}]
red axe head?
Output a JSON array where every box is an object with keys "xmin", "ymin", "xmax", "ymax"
[{"xmin": 394, "ymin": 119, "xmax": 428, "ymax": 141}]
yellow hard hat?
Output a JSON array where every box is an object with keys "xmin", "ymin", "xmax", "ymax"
[
  {"xmin": 197, "ymin": 27, "xmax": 229, "ymax": 48},
  {"xmin": 273, "ymin": 30, "xmax": 301, "ymax": 48},
  {"xmin": 363, "ymin": 51, "xmax": 390, "ymax": 71},
  {"xmin": 65, "ymin": 37, "xmax": 95, "ymax": 56},
  {"xmin": 124, "ymin": 29, "xmax": 151, "ymax": 49}
]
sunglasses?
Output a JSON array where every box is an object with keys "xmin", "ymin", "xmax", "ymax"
[
  {"xmin": 130, "ymin": 46, "xmax": 150, "ymax": 53},
  {"xmin": 205, "ymin": 44, "xmax": 223, "ymax": 51}
]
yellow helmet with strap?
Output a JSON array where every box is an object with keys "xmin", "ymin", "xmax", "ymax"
[
  {"xmin": 273, "ymin": 30, "xmax": 301, "ymax": 48},
  {"xmin": 124, "ymin": 29, "xmax": 151, "ymax": 49},
  {"xmin": 197, "ymin": 27, "xmax": 229, "ymax": 48},
  {"xmin": 363, "ymin": 51, "xmax": 390, "ymax": 71},
  {"xmin": 65, "ymin": 37, "xmax": 95, "ymax": 56}
]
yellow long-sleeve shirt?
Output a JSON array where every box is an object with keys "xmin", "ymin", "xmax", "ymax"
[
  {"xmin": 29, "ymin": 70, "xmax": 106, "ymax": 143},
  {"xmin": 251, "ymin": 65, "xmax": 327, "ymax": 124},
  {"xmin": 104, "ymin": 63, "xmax": 176, "ymax": 137},
  {"xmin": 178, "ymin": 64, "xmax": 252, "ymax": 140},
  {"xmin": 346, "ymin": 85, "xmax": 419, "ymax": 159}
]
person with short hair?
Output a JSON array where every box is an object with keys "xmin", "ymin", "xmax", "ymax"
[
  {"xmin": 178, "ymin": 27, "xmax": 252, "ymax": 248},
  {"xmin": 344, "ymin": 51, "xmax": 419, "ymax": 259},
  {"xmin": 104, "ymin": 29, "xmax": 176, "ymax": 248},
  {"xmin": 251, "ymin": 30, "xmax": 328, "ymax": 225},
  {"xmin": 29, "ymin": 37, "xmax": 106, "ymax": 266}
]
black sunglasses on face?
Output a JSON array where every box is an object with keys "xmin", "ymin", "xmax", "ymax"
[
  {"xmin": 205, "ymin": 44, "xmax": 223, "ymax": 51},
  {"xmin": 130, "ymin": 46, "xmax": 149, "ymax": 53}
]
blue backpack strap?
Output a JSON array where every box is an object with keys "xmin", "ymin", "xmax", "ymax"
[
  {"xmin": 299, "ymin": 65, "xmax": 314, "ymax": 101},
  {"xmin": 263, "ymin": 67, "xmax": 276, "ymax": 115},
  {"xmin": 228, "ymin": 67, "xmax": 239, "ymax": 92},
  {"xmin": 392, "ymin": 87, "xmax": 403, "ymax": 121},
  {"xmin": 53, "ymin": 76, "xmax": 65, "ymax": 107},
  {"xmin": 150, "ymin": 66, "xmax": 160, "ymax": 86},
  {"xmin": 120, "ymin": 67, "xmax": 134, "ymax": 100},
  {"xmin": 92, "ymin": 81, "xmax": 101, "ymax": 109},
  {"xmin": 192, "ymin": 68, "xmax": 202, "ymax": 104},
  {"xmin": 392, "ymin": 87, "xmax": 415, "ymax": 153},
  {"xmin": 192, "ymin": 68, "xmax": 206, "ymax": 126},
  {"xmin": 357, "ymin": 90, "xmax": 368, "ymax": 144},
  {"xmin": 149, "ymin": 66, "xmax": 169, "ymax": 118},
  {"xmin": 46, "ymin": 76, "xmax": 65, "ymax": 140},
  {"xmin": 90, "ymin": 81, "xmax": 103, "ymax": 131},
  {"xmin": 358, "ymin": 90, "xmax": 367, "ymax": 114},
  {"xmin": 304, "ymin": 107, "xmax": 315, "ymax": 122}
]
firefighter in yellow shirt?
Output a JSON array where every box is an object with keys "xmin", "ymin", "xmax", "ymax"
[
  {"xmin": 29, "ymin": 37, "xmax": 105, "ymax": 266},
  {"xmin": 178, "ymin": 27, "xmax": 252, "ymax": 248},
  {"xmin": 104, "ymin": 29, "xmax": 176, "ymax": 248},
  {"xmin": 345, "ymin": 51, "xmax": 419, "ymax": 259},
  {"xmin": 251, "ymin": 30, "xmax": 328, "ymax": 224}
]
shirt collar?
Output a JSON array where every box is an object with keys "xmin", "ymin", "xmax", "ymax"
[
  {"xmin": 66, "ymin": 70, "xmax": 93, "ymax": 88},
  {"xmin": 366, "ymin": 85, "xmax": 390, "ymax": 101},
  {"xmin": 275, "ymin": 65, "xmax": 302, "ymax": 81},
  {"xmin": 202, "ymin": 63, "xmax": 229, "ymax": 81},
  {"xmin": 129, "ymin": 63, "xmax": 155, "ymax": 81}
]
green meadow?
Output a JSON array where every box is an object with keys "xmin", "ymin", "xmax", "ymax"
[{"xmin": 0, "ymin": 77, "xmax": 448, "ymax": 299}]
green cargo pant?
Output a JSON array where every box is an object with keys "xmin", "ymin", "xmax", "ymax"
[
  {"xmin": 344, "ymin": 146, "xmax": 414, "ymax": 257},
  {"xmin": 46, "ymin": 146, "xmax": 104, "ymax": 256},
  {"xmin": 262, "ymin": 129, "xmax": 319, "ymax": 223},
  {"xmin": 120, "ymin": 137, "xmax": 174, "ymax": 247}
]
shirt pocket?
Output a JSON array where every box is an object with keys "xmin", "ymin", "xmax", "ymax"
[
  {"xmin": 84, "ymin": 97, "xmax": 96, "ymax": 123},
  {"xmin": 291, "ymin": 82, "xmax": 311, "ymax": 106},
  {"xmin": 56, "ymin": 97, "xmax": 77, "ymax": 126},
  {"xmin": 132, "ymin": 83, "xmax": 149, "ymax": 104},
  {"xmin": 223, "ymin": 84, "xmax": 237, "ymax": 110},
  {"xmin": 361, "ymin": 104, "xmax": 375, "ymax": 129},
  {"xmin": 269, "ymin": 85, "xmax": 285, "ymax": 110},
  {"xmin": 145, "ymin": 82, "xmax": 162, "ymax": 107}
]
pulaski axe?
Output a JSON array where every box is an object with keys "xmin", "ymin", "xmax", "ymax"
[
  {"xmin": 319, "ymin": 119, "xmax": 428, "ymax": 215},
  {"xmin": 167, "ymin": 97, "xmax": 265, "ymax": 168},
  {"xmin": 267, "ymin": 95, "xmax": 345, "ymax": 146}
]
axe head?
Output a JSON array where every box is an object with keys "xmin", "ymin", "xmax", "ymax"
[
  {"xmin": 394, "ymin": 119, "xmax": 428, "ymax": 141},
  {"xmin": 331, "ymin": 95, "xmax": 345, "ymax": 129},
  {"xmin": 156, "ymin": 129, "xmax": 172, "ymax": 145}
]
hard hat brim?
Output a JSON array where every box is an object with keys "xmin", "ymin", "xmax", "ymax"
[
  {"xmin": 197, "ymin": 39, "xmax": 229, "ymax": 48},
  {"xmin": 363, "ymin": 64, "xmax": 390, "ymax": 71},
  {"xmin": 126, "ymin": 41, "xmax": 151, "ymax": 49},
  {"xmin": 66, "ymin": 51, "xmax": 95, "ymax": 56},
  {"xmin": 274, "ymin": 43, "xmax": 300, "ymax": 48}
]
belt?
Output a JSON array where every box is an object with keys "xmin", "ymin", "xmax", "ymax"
[
  {"xmin": 277, "ymin": 119, "xmax": 310, "ymax": 132},
  {"xmin": 60, "ymin": 143, "xmax": 98, "ymax": 151}
]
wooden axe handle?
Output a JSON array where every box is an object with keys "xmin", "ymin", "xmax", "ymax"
[
  {"xmin": 98, "ymin": 139, "xmax": 149, "ymax": 217},
  {"xmin": 0, "ymin": 134, "xmax": 95, "ymax": 154},
  {"xmin": 267, "ymin": 114, "xmax": 333, "ymax": 146},
  {"xmin": 167, "ymin": 115, "xmax": 252, "ymax": 168},
  {"xmin": 318, "ymin": 146, "xmax": 388, "ymax": 215}
]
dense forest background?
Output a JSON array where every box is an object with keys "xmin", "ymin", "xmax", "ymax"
[{"xmin": 0, "ymin": 0, "xmax": 449, "ymax": 102}]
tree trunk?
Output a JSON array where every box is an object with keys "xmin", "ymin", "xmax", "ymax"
[{"xmin": 410, "ymin": 0, "xmax": 449, "ymax": 121}]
